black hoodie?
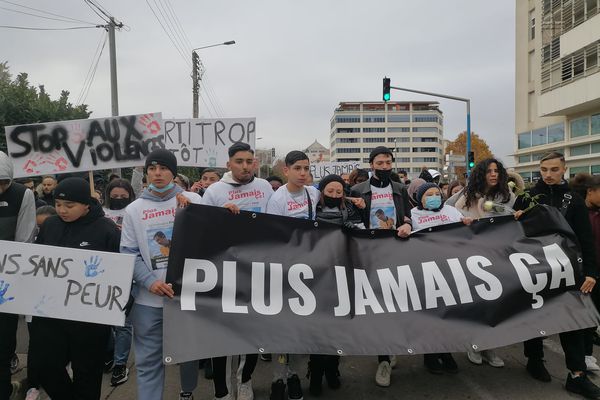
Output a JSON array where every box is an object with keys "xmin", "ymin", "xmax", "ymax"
[
  {"xmin": 514, "ymin": 180, "xmax": 598, "ymax": 278},
  {"xmin": 36, "ymin": 199, "xmax": 120, "ymax": 253}
]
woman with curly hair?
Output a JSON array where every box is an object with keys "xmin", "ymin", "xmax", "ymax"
[{"xmin": 446, "ymin": 158, "xmax": 516, "ymax": 219}]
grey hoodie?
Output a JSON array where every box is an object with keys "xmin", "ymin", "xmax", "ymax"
[{"xmin": 0, "ymin": 151, "xmax": 36, "ymax": 242}]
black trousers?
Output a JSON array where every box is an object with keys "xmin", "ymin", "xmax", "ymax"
[
  {"xmin": 0, "ymin": 313, "xmax": 18, "ymax": 400},
  {"xmin": 29, "ymin": 316, "xmax": 110, "ymax": 400},
  {"xmin": 212, "ymin": 354, "xmax": 258, "ymax": 398},
  {"xmin": 524, "ymin": 329, "xmax": 586, "ymax": 372}
]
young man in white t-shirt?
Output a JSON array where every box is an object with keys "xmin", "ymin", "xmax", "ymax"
[
  {"xmin": 192, "ymin": 142, "xmax": 273, "ymax": 400},
  {"xmin": 350, "ymin": 146, "xmax": 412, "ymax": 389},
  {"xmin": 120, "ymin": 149, "xmax": 201, "ymax": 400},
  {"xmin": 266, "ymin": 151, "xmax": 319, "ymax": 400}
]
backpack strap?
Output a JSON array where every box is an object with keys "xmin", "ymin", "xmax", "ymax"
[{"xmin": 560, "ymin": 192, "xmax": 572, "ymax": 217}]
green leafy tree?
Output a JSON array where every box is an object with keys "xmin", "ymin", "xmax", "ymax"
[{"xmin": 0, "ymin": 62, "xmax": 91, "ymax": 152}]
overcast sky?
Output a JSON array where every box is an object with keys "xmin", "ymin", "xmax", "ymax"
[{"xmin": 1, "ymin": 0, "xmax": 516, "ymax": 165}]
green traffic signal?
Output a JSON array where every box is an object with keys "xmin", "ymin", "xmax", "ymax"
[
  {"xmin": 383, "ymin": 77, "xmax": 391, "ymax": 102},
  {"xmin": 468, "ymin": 151, "xmax": 475, "ymax": 168}
]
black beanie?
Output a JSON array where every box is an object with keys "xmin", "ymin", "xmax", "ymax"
[
  {"xmin": 54, "ymin": 177, "xmax": 92, "ymax": 205},
  {"xmin": 369, "ymin": 146, "xmax": 395, "ymax": 163},
  {"xmin": 416, "ymin": 183, "xmax": 442, "ymax": 210},
  {"xmin": 145, "ymin": 149, "xmax": 177, "ymax": 177},
  {"xmin": 318, "ymin": 174, "xmax": 346, "ymax": 192}
]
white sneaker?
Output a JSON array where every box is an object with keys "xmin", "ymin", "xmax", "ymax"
[
  {"xmin": 9, "ymin": 382, "xmax": 21, "ymax": 400},
  {"xmin": 375, "ymin": 361, "xmax": 391, "ymax": 387},
  {"xmin": 214, "ymin": 394, "xmax": 233, "ymax": 400},
  {"xmin": 482, "ymin": 349, "xmax": 504, "ymax": 368},
  {"xmin": 25, "ymin": 388, "xmax": 41, "ymax": 400},
  {"xmin": 389, "ymin": 355, "xmax": 397, "ymax": 369},
  {"xmin": 467, "ymin": 350, "xmax": 483, "ymax": 365},
  {"xmin": 586, "ymin": 355, "xmax": 600, "ymax": 371},
  {"xmin": 237, "ymin": 379, "xmax": 254, "ymax": 400}
]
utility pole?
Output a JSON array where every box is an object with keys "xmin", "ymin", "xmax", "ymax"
[
  {"xmin": 108, "ymin": 18, "xmax": 119, "ymax": 117},
  {"xmin": 192, "ymin": 51, "xmax": 200, "ymax": 118}
]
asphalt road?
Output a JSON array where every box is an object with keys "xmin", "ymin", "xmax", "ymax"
[{"xmin": 10, "ymin": 316, "xmax": 600, "ymax": 399}]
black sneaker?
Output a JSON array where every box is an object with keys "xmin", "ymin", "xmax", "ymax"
[
  {"xmin": 261, "ymin": 353, "xmax": 273, "ymax": 362},
  {"xmin": 110, "ymin": 364, "xmax": 129, "ymax": 386},
  {"xmin": 270, "ymin": 379, "xmax": 286, "ymax": 400},
  {"xmin": 287, "ymin": 374, "xmax": 304, "ymax": 400},
  {"xmin": 103, "ymin": 359, "xmax": 114, "ymax": 373},
  {"xmin": 440, "ymin": 353, "xmax": 458, "ymax": 374},
  {"xmin": 594, "ymin": 331, "xmax": 600, "ymax": 347},
  {"xmin": 526, "ymin": 359, "xmax": 551, "ymax": 382},
  {"xmin": 566, "ymin": 373, "xmax": 600, "ymax": 399},
  {"xmin": 424, "ymin": 354, "xmax": 443, "ymax": 375},
  {"xmin": 324, "ymin": 359, "xmax": 341, "ymax": 390}
]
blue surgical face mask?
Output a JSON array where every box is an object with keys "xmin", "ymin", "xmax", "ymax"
[
  {"xmin": 425, "ymin": 195, "xmax": 442, "ymax": 210},
  {"xmin": 148, "ymin": 182, "xmax": 175, "ymax": 193}
]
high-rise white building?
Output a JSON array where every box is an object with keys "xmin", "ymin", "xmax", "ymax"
[
  {"xmin": 329, "ymin": 101, "xmax": 444, "ymax": 176},
  {"xmin": 515, "ymin": 0, "xmax": 600, "ymax": 181}
]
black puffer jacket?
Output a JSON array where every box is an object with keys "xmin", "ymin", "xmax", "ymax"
[
  {"xmin": 36, "ymin": 199, "xmax": 120, "ymax": 253},
  {"xmin": 514, "ymin": 180, "xmax": 598, "ymax": 278},
  {"xmin": 316, "ymin": 199, "xmax": 365, "ymax": 227}
]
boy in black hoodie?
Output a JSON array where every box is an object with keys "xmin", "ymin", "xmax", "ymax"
[
  {"xmin": 30, "ymin": 177, "xmax": 121, "ymax": 400},
  {"xmin": 515, "ymin": 152, "xmax": 600, "ymax": 399}
]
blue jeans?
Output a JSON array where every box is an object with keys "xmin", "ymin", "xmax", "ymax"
[
  {"xmin": 131, "ymin": 303, "xmax": 164, "ymax": 400},
  {"xmin": 114, "ymin": 318, "xmax": 133, "ymax": 366}
]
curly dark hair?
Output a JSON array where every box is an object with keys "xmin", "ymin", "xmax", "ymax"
[{"xmin": 464, "ymin": 158, "xmax": 511, "ymax": 208}]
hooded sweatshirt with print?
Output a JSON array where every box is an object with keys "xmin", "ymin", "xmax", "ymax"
[
  {"xmin": 120, "ymin": 185, "xmax": 201, "ymax": 308},
  {"xmin": 202, "ymin": 171, "xmax": 272, "ymax": 212},
  {"xmin": 0, "ymin": 151, "xmax": 36, "ymax": 242}
]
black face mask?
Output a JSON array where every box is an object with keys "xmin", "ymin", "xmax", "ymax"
[
  {"xmin": 371, "ymin": 169, "xmax": 392, "ymax": 187},
  {"xmin": 323, "ymin": 195, "xmax": 343, "ymax": 208},
  {"xmin": 109, "ymin": 198, "xmax": 130, "ymax": 210}
]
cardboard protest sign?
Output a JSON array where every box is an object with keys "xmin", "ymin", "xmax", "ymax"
[
  {"xmin": 310, "ymin": 161, "xmax": 361, "ymax": 181},
  {"xmin": 163, "ymin": 118, "xmax": 256, "ymax": 167},
  {"xmin": 0, "ymin": 240, "xmax": 134, "ymax": 326},
  {"xmin": 5, "ymin": 113, "xmax": 164, "ymax": 178}
]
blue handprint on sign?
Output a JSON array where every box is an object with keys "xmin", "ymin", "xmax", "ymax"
[
  {"xmin": 84, "ymin": 255, "xmax": 105, "ymax": 278},
  {"xmin": 0, "ymin": 281, "xmax": 15, "ymax": 305}
]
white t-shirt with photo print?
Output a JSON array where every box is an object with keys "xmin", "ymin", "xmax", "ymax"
[
  {"xmin": 201, "ymin": 178, "xmax": 273, "ymax": 213},
  {"xmin": 369, "ymin": 184, "xmax": 396, "ymax": 229},
  {"xmin": 266, "ymin": 184, "xmax": 320, "ymax": 220}
]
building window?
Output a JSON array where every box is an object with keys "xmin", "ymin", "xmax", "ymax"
[
  {"xmin": 363, "ymin": 148, "xmax": 376, "ymax": 153},
  {"xmin": 335, "ymin": 116, "xmax": 360, "ymax": 123},
  {"xmin": 518, "ymin": 155, "xmax": 531, "ymax": 163},
  {"xmin": 571, "ymin": 144, "xmax": 590, "ymax": 156},
  {"xmin": 338, "ymin": 158, "xmax": 360, "ymax": 162},
  {"xmin": 570, "ymin": 166, "xmax": 590, "ymax": 177},
  {"xmin": 387, "ymin": 137, "xmax": 410, "ymax": 142},
  {"xmin": 548, "ymin": 123, "xmax": 565, "ymax": 142},
  {"xmin": 388, "ymin": 127, "xmax": 410, "ymax": 132},
  {"xmin": 412, "ymin": 114, "xmax": 439, "ymax": 123},
  {"xmin": 388, "ymin": 115, "xmax": 410, "ymax": 123},
  {"xmin": 363, "ymin": 137, "xmax": 385, "ymax": 143},
  {"xmin": 336, "ymin": 127, "xmax": 360, "ymax": 133},
  {"xmin": 592, "ymin": 142, "xmax": 600, "ymax": 153},
  {"xmin": 532, "ymin": 171, "xmax": 542, "ymax": 182},
  {"xmin": 592, "ymin": 165, "xmax": 600, "ymax": 175},
  {"xmin": 519, "ymin": 171, "xmax": 532, "ymax": 183},
  {"xmin": 398, "ymin": 157, "xmax": 411, "ymax": 163},
  {"xmin": 518, "ymin": 132, "xmax": 532, "ymax": 149},
  {"xmin": 337, "ymin": 148, "xmax": 360, "ymax": 154},
  {"xmin": 532, "ymin": 127, "xmax": 547, "ymax": 146},
  {"xmin": 336, "ymin": 138, "xmax": 360, "ymax": 143},
  {"xmin": 412, "ymin": 147, "xmax": 437, "ymax": 153},
  {"xmin": 571, "ymin": 117, "xmax": 590, "ymax": 137},
  {"xmin": 413, "ymin": 137, "xmax": 438, "ymax": 142},
  {"xmin": 363, "ymin": 128, "xmax": 386, "ymax": 133},
  {"xmin": 412, "ymin": 127, "xmax": 438, "ymax": 133},
  {"xmin": 412, "ymin": 157, "xmax": 438, "ymax": 163},
  {"xmin": 362, "ymin": 158, "xmax": 370, "ymax": 163},
  {"xmin": 412, "ymin": 167, "xmax": 422, "ymax": 173},
  {"xmin": 592, "ymin": 114, "xmax": 600, "ymax": 135},
  {"xmin": 363, "ymin": 115, "xmax": 385, "ymax": 123},
  {"xmin": 529, "ymin": 14, "xmax": 535, "ymax": 40}
]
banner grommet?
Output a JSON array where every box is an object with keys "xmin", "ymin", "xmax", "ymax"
[
  {"xmin": 337, "ymin": 349, "xmax": 343, "ymax": 355},
  {"xmin": 258, "ymin": 347, "xmax": 265, "ymax": 353},
  {"xmin": 165, "ymin": 356, "xmax": 172, "ymax": 363},
  {"xmin": 252, "ymin": 213, "xmax": 257, "ymax": 219},
  {"xmin": 407, "ymin": 348, "xmax": 414, "ymax": 354},
  {"xmin": 539, "ymin": 330, "xmax": 546, "ymax": 335},
  {"xmin": 472, "ymin": 344, "xmax": 479, "ymax": 350}
]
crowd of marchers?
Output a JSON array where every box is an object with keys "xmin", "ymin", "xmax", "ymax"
[{"xmin": 2, "ymin": 143, "xmax": 600, "ymax": 400}]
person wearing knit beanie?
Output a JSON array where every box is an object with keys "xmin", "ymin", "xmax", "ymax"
[
  {"xmin": 145, "ymin": 149, "xmax": 178, "ymax": 194},
  {"xmin": 54, "ymin": 177, "xmax": 92, "ymax": 205},
  {"xmin": 318, "ymin": 174, "xmax": 346, "ymax": 192},
  {"xmin": 416, "ymin": 183, "xmax": 442, "ymax": 211},
  {"xmin": 145, "ymin": 149, "xmax": 177, "ymax": 178}
]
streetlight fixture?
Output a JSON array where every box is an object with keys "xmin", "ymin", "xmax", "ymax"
[{"xmin": 192, "ymin": 40, "xmax": 236, "ymax": 118}]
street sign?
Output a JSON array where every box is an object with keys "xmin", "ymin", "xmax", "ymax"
[{"xmin": 446, "ymin": 154, "xmax": 465, "ymax": 162}]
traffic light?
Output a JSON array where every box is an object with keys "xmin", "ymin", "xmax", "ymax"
[
  {"xmin": 383, "ymin": 77, "xmax": 391, "ymax": 102},
  {"xmin": 468, "ymin": 151, "xmax": 475, "ymax": 169}
]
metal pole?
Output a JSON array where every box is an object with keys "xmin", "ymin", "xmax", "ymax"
[
  {"xmin": 466, "ymin": 100, "xmax": 471, "ymax": 177},
  {"xmin": 108, "ymin": 18, "xmax": 120, "ymax": 176},
  {"xmin": 192, "ymin": 51, "xmax": 199, "ymax": 118}
]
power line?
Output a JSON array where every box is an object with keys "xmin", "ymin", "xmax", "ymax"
[
  {"xmin": 79, "ymin": 34, "xmax": 106, "ymax": 105},
  {"xmin": 0, "ymin": 0, "xmax": 98, "ymax": 25},
  {"xmin": 77, "ymin": 30, "xmax": 107, "ymax": 105},
  {"xmin": 83, "ymin": 0, "xmax": 109, "ymax": 23},
  {"xmin": 145, "ymin": 0, "xmax": 189, "ymax": 68},
  {"xmin": 86, "ymin": 0, "xmax": 112, "ymax": 21},
  {"xmin": 0, "ymin": 24, "xmax": 100, "ymax": 30},
  {"xmin": 163, "ymin": 0, "xmax": 193, "ymax": 52},
  {"xmin": 152, "ymin": 0, "xmax": 189, "ymax": 63},
  {"xmin": 0, "ymin": 5, "xmax": 94, "ymax": 24}
]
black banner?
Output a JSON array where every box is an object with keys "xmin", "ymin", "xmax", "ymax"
[{"xmin": 162, "ymin": 204, "xmax": 600, "ymax": 364}]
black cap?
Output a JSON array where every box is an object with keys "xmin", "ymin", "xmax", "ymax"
[
  {"xmin": 369, "ymin": 146, "xmax": 394, "ymax": 163},
  {"xmin": 145, "ymin": 149, "xmax": 177, "ymax": 177},
  {"xmin": 54, "ymin": 177, "xmax": 91, "ymax": 205},
  {"xmin": 318, "ymin": 174, "xmax": 346, "ymax": 192}
]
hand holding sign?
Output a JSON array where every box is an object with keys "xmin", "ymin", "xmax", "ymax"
[
  {"xmin": 0, "ymin": 281, "xmax": 15, "ymax": 305},
  {"xmin": 84, "ymin": 256, "xmax": 105, "ymax": 278}
]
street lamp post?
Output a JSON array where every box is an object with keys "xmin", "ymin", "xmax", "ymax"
[
  {"xmin": 192, "ymin": 40, "xmax": 236, "ymax": 118},
  {"xmin": 389, "ymin": 85, "xmax": 471, "ymax": 176}
]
